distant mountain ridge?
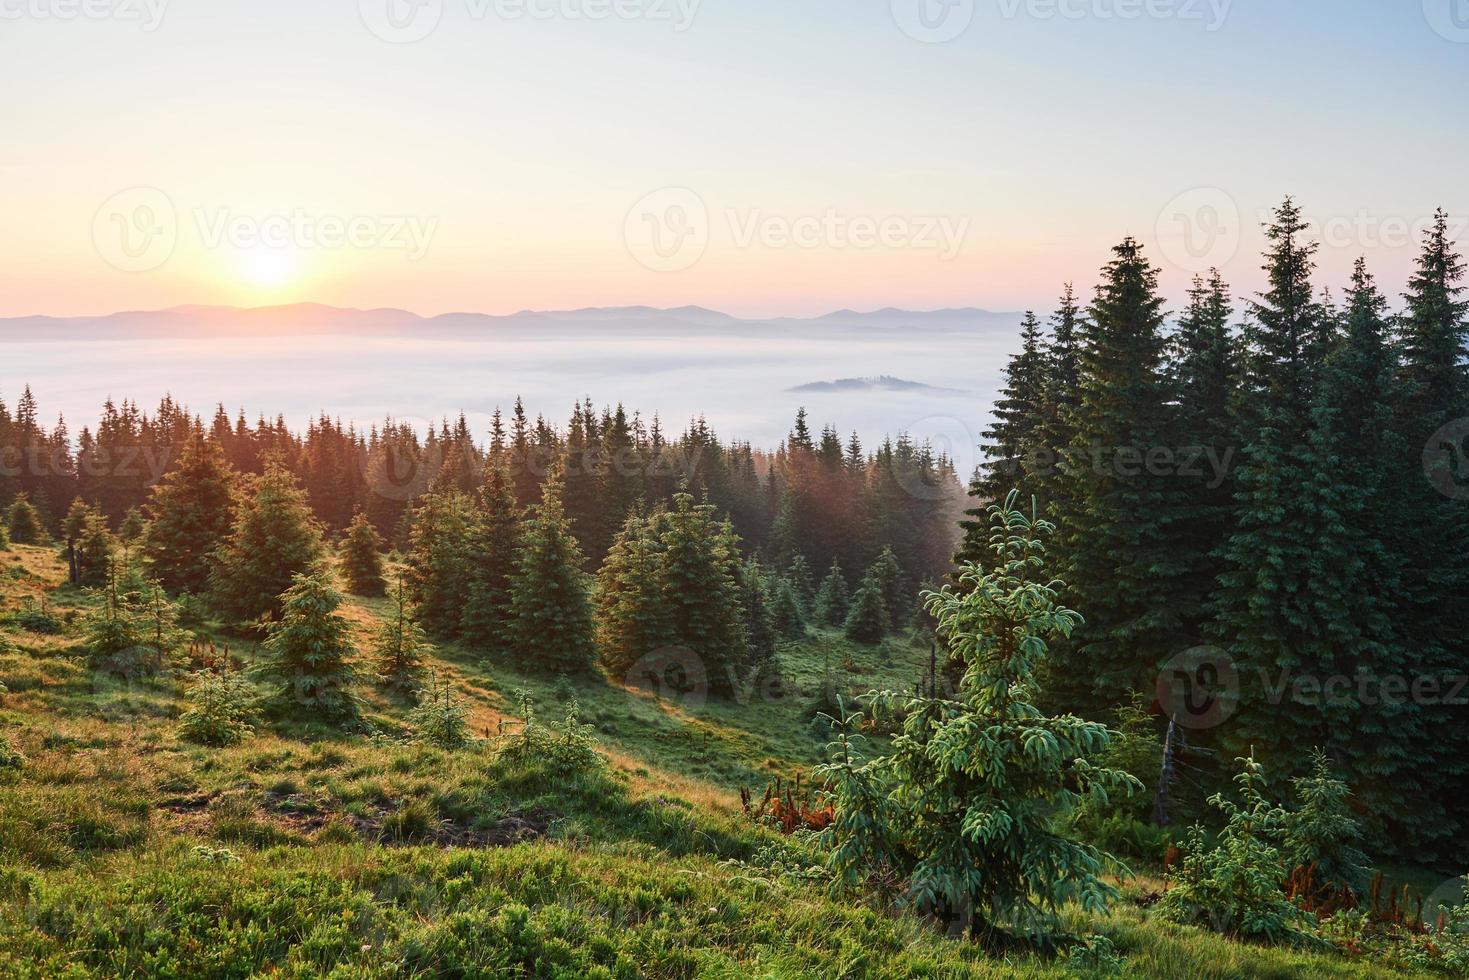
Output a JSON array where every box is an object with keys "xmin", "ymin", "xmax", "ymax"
[
  {"xmin": 0, "ymin": 303, "xmax": 1016, "ymax": 340},
  {"xmin": 787, "ymin": 376, "xmax": 965, "ymax": 394}
]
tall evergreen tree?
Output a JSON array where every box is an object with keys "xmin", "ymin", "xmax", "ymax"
[
  {"xmin": 210, "ymin": 459, "xmax": 326, "ymax": 622},
  {"xmin": 144, "ymin": 434, "xmax": 237, "ymax": 594},
  {"xmin": 459, "ymin": 466, "xmax": 522, "ymax": 655},
  {"xmin": 813, "ymin": 559, "xmax": 850, "ymax": 627},
  {"xmin": 1049, "ymin": 237, "xmax": 1184, "ymax": 712},
  {"xmin": 843, "ymin": 573, "xmax": 890, "ymax": 645},
  {"xmin": 341, "ymin": 510, "xmax": 387, "ymax": 597},
  {"xmin": 596, "ymin": 508, "xmax": 673, "ymax": 676},
  {"xmin": 655, "ymin": 493, "xmax": 748, "ymax": 696},
  {"xmin": 509, "ymin": 471, "xmax": 598, "ymax": 674},
  {"xmin": 739, "ymin": 557, "xmax": 777, "ymax": 664},
  {"xmin": 403, "ymin": 491, "xmax": 474, "ymax": 638},
  {"xmin": 1210, "ymin": 199, "xmax": 1366, "ymax": 782}
]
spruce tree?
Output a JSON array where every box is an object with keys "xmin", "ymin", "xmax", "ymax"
[
  {"xmin": 118, "ymin": 507, "xmax": 146, "ymax": 561},
  {"xmin": 785, "ymin": 554, "xmax": 816, "ymax": 610},
  {"xmin": 596, "ymin": 508, "xmax": 673, "ymax": 676},
  {"xmin": 769, "ymin": 577, "xmax": 806, "ymax": 639},
  {"xmin": 210, "ymin": 459, "xmax": 326, "ymax": 623},
  {"xmin": 814, "ymin": 560, "xmax": 850, "ymax": 627},
  {"xmin": 459, "ymin": 466, "xmax": 522, "ymax": 655},
  {"xmin": 75, "ymin": 514, "xmax": 116, "ymax": 588},
  {"xmin": 820, "ymin": 492, "xmax": 1137, "ymax": 948},
  {"xmin": 1031, "ymin": 285, "xmax": 1085, "ymax": 518},
  {"xmin": 144, "ymin": 434, "xmax": 236, "ymax": 594},
  {"xmin": 258, "ymin": 572, "xmax": 359, "ymax": 721},
  {"xmin": 1395, "ymin": 210, "xmax": 1469, "ymax": 852},
  {"xmin": 739, "ymin": 557, "xmax": 777, "ymax": 664},
  {"xmin": 1169, "ymin": 270, "xmax": 1238, "ymax": 634},
  {"xmin": 957, "ymin": 311, "xmax": 1051, "ymax": 570},
  {"xmin": 403, "ymin": 491, "xmax": 474, "ymax": 637},
  {"xmin": 1049, "ymin": 237, "xmax": 1184, "ymax": 712},
  {"xmin": 1210, "ymin": 199, "xmax": 1365, "ymax": 782},
  {"xmin": 374, "ymin": 576, "xmax": 431, "ymax": 697},
  {"xmin": 866, "ymin": 546, "xmax": 908, "ymax": 622},
  {"xmin": 843, "ymin": 573, "xmax": 889, "ymax": 645},
  {"xmin": 509, "ymin": 471, "xmax": 598, "ymax": 674},
  {"xmin": 341, "ymin": 511, "xmax": 386, "ymax": 597},
  {"xmin": 655, "ymin": 493, "xmax": 747, "ymax": 696},
  {"xmin": 5, "ymin": 494, "xmax": 44, "ymax": 545}
]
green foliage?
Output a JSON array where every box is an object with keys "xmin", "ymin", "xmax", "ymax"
[
  {"xmin": 768, "ymin": 577, "xmax": 806, "ymax": 639},
  {"xmin": 375, "ymin": 577, "xmax": 431, "ymax": 697},
  {"xmin": 1159, "ymin": 751, "xmax": 1305, "ymax": 943},
  {"xmin": 4, "ymin": 494, "xmax": 45, "ymax": 545},
  {"xmin": 83, "ymin": 575, "xmax": 184, "ymax": 679},
  {"xmin": 842, "ymin": 574, "xmax": 888, "ymax": 645},
  {"xmin": 404, "ymin": 490, "xmax": 474, "ymax": 637},
  {"xmin": 459, "ymin": 466, "xmax": 521, "ymax": 655},
  {"xmin": 143, "ymin": 434, "xmax": 237, "ymax": 595},
  {"xmin": 341, "ymin": 510, "xmax": 386, "ymax": 596},
  {"xmin": 820, "ymin": 493, "xmax": 1138, "ymax": 949},
  {"xmin": 813, "ymin": 560, "xmax": 850, "ymax": 626},
  {"xmin": 209, "ymin": 459, "xmax": 325, "ymax": 623},
  {"xmin": 1281, "ymin": 750, "xmax": 1370, "ymax": 896},
  {"xmin": 498, "ymin": 690, "xmax": 603, "ymax": 777},
  {"xmin": 74, "ymin": 513, "xmax": 116, "ymax": 587},
  {"xmin": 1068, "ymin": 694, "xmax": 1168, "ymax": 862},
  {"xmin": 510, "ymin": 473, "xmax": 598, "ymax": 675},
  {"xmin": 408, "ymin": 673, "xmax": 474, "ymax": 750},
  {"xmin": 738, "ymin": 558, "xmax": 777, "ymax": 664},
  {"xmin": 177, "ymin": 668, "xmax": 258, "ymax": 746},
  {"xmin": 257, "ymin": 572, "xmax": 359, "ymax": 722}
]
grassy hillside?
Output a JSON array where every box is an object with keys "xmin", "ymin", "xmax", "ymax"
[{"xmin": 0, "ymin": 543, "xmax": 1453, "ymax": 978}]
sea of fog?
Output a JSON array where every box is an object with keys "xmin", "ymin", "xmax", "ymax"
[{"xmin": 2, "ymin": 323, "xmax": 1014, "ymax": 476}]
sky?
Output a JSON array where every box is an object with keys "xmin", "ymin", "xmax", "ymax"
[{"xmin": 2, "ymin": 0, "xmax": 1467, "ymax": 319}]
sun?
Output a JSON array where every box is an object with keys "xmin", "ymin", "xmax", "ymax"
[{"xmin": 234, "ymin": 245, "xmax": 303, "ymax": 291}]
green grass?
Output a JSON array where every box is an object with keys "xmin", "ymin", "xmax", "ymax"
[{"xmin": 0, "ymin": 543, "xmax": 1456, "ymax": 978}]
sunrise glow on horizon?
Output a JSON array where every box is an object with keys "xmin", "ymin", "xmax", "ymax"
[{"xmin": 3, "ymin": 0, "xmax": 1467, "ymax": 320}]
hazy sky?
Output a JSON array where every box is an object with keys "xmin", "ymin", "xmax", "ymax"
[{"xmin": 3, "ymin": 0, "xmax": 1466, "ymax": 318}]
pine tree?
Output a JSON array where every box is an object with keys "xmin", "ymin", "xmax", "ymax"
[
  {"xmin": 866, "ymin": 546, "xmax": 908, "ymax": 622},
  {"xmin": 403, "ymin": 491, "xmax": 474, "ymax": 637},
  {"xmin": 118, "ymin": 507, "xmax": 146, "ymax": 560},
  {"xmin": 144, "ymin": 434, "xmax": 237, "ymax": 594},
  {"xmin": 257, "ymin": 572, "xmax": 359, "ymax": 721},
  {"xmin": 374, "ymin": 576, "xmax": 431, "ymax": 697},
  {"xmin": 596, "ymin": 508, "xmax": 673, "ymax": 676},
  {"xmin": 785, "ymin": 554, "xmax": 816, "ymax": 610},
  {"xmin": 1049, "ymin": 237, "xmax": 1184, "ymax": 712},
  {"xmin": 509, "ymin": 471, "xmax": 598, "ymax": 674},
  {"xmin": 958, "ymin": 311, "xmax": 1049, "ymax": 570},
  {"xmin": 75, "ymin": 514, "xmax": 116, "ymax": 588},
  {"xmin": 820, "ymin": 492, "xmax": 1138, "ymax": 948},
  {"xmin": 1210, "ymin": 199, "xmax": 1365, "ymax": 782},
  {"xmin": 210, "ymin": 459, "xmax": 326, "ymax": 623},
  {"xmin": 843, "ymin": 573, "xmax": 889, "ymax": 645},
  {"xmin": 1169, "ymin": 270, "xmax": 1238, "ymax": 634},
  {"xmin": 1394, "ymin": 210, "xmax": 1469, "ymax": 852},
  {"xmin": 459, "ymin": 466, "xmax": 522, "ymax": 655},
  {"xmin": 769, "ymin": 577, "xmax": 806, "ymax": 639},
  {"xmin": 1031, "ymin": 285, "xmax": 1085, "ymax": 517},
  {"xmin": 655, "ymin": 493, "xmax": 747, "ymax": 696},
  {"xmin": 5, "ymin": 494, "xmax": 45, "ymax": 545},
  {"xmin": 341, "ymin": 511, "xmax": 386, "ymax": 596},
  {"xmin": 739, "ymin": 557, "xmax": 777, "ymax": 664},
  {"xmin": 813, "ymin": 560, "xmax": 850, "ymax": 627}
]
